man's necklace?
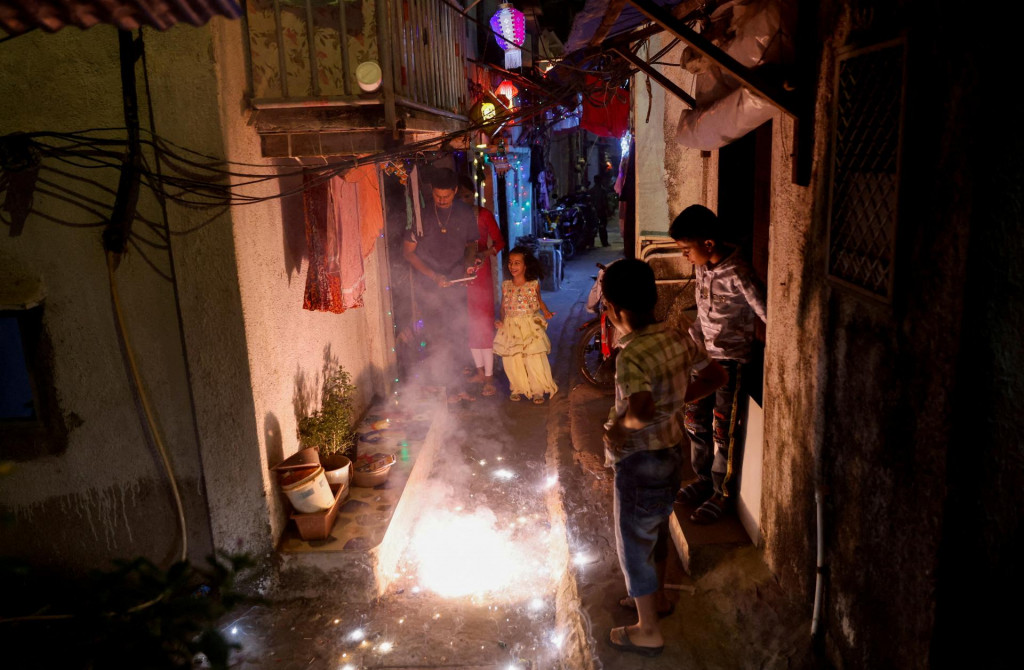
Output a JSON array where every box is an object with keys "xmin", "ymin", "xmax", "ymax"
[{"xmin": 435, "ymin": 203, "xmax": 453, "ymax": 233}]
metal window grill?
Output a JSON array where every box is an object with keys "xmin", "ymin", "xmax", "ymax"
[{"xmin": 827, "ymin": 40, "xmax": 905, "ymax": 300}]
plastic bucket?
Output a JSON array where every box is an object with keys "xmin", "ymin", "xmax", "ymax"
[
  {"xmin": 321, "ymin": 453, "xmax": 352, "ymax": 488},
  {"xmin": 279, "ymin": 465, "xmax": 334, "ymax": 513}
]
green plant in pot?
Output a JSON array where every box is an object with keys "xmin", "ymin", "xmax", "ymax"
[{"xmin": 298, "ymin": 367, "xmax": 358, "ymax": 486}]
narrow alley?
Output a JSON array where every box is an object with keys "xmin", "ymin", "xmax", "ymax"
[{"xmin": 3, "ymin": 3, "xmax": 1018, "ymax": 669}]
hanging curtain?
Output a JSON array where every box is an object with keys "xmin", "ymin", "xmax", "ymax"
[
  {"xmin": 302, "ymin": 165, "xmax": 383, "ymax": 313},
  {"xmin": 580, "ymin": 75, "xmax": 630, "ymax": 138}
]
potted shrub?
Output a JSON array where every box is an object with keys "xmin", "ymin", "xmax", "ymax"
[{"xmin": 298, "ymin": 366, "xmax": 358, "ymax": 486}]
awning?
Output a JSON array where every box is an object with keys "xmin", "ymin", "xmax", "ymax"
[
  {"xmin": 565, "ymin": 0, "xmax": 802, "ymax": 152},
  {"xmin": 0, "ymin": 0, "xmax": 242, "ymax": 35},
  {"xmin": 565, "ymin": 0, "xmax": 688, "ymax": 53}
]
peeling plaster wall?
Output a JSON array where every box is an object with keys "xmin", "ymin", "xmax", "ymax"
[
  {"xmin": 758, "ymin": 111, "xmax": 824, "ymax": 601},
  {"xmin": 0, "ymin": 25, "xmax": 218, "ymax": 569}
]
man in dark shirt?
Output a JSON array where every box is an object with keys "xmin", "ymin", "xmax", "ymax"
[{"xmin": 403, "ymin": 168, "xmax": 479, "ymax": 394}]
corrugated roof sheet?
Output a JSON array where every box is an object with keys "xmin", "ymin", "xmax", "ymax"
[{"xmin": 0, "ymin": 0, "xmax": 242, "ymax": 35}]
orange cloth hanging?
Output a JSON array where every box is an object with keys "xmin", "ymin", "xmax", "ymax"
[{"xmin": 302, "ymin": 166, "xmax": 384, "ymax": 313}]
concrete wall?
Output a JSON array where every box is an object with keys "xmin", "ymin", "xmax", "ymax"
[
  {"xmin": 0, "ymin": 19, "xmax": 395, "ymax": 572},
  {"xmin": 756, "ymin": 2, "xmax": 1022, "ymax": 666},
  {"xmin": 206, "ymin": 17, "xmax": 395, "ymax": 549},
  {"xmin": 0, "ymin": 25, "xmax": 220, "ymax": 569},
  {"xmin": 633, "ymin": 34, "xmax": 706, "ymax": 238}
]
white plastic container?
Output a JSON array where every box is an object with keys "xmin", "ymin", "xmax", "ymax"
[
  {"xmin": 280, "ymin": 465, "xmax": 334, "ymax": 513},
  {"xmin": 356, "ymin": 61, "xmax": 382, "ymax": 92}
]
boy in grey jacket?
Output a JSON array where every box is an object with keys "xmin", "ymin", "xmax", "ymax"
[{"xmin": 669, "ymin": 205, "xmax": 767, "ymax": 524}]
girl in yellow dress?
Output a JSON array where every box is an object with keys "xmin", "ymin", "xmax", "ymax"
[{"xmin": 492, "ymin": 247, "xmax": 558, "ymax": 404}]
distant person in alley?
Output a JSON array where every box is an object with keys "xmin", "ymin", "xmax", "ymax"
[
  {"xmin": 669, "ymin": 204, "xmax": 768, "ymax": 524},
  {"xmin": 403, "ymin": 168, "xmax": 480, "ymax": 400},
  {"xmin": 601, "ymin": 259, "xmax": 726, "ymax": 657}
]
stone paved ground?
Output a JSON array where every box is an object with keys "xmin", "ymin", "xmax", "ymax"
[{"xmin": 226, "ymin": 233, "xmax": 814, "ymax": 669}]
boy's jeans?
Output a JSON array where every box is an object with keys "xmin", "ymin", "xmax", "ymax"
[
  {"xmin": 613, "ymin": 445, "xmax": 685, "ymax": 597},
  {"xmin": 684, "ymin": 359, "xmax": 744, "ymax": 499}
]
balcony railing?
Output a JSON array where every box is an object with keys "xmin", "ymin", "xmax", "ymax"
[{"xmin": 246, "ymin": 0, "xmax": 469, "ymax": 126}]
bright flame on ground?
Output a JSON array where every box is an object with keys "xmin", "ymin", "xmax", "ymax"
[
  {"xmin": 493, "ymin": 468, "xmax": 515, "ymax": 480},
  {"xmin": 408, "ymin": 508, "xmax": 554, "ymax": 599},
  {"xmin": 347, "ymin": 628, "xmax": 365, "ymax": 642}
]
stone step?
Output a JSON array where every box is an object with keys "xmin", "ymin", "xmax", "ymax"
[{"xmin": 669, "ymin": 500, "xmax": 751, "ymax": 578}]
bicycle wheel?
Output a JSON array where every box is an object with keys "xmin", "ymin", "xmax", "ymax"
[{"xmin": 575, "ymin": 320, "xmax": 614, "ymax": 389}]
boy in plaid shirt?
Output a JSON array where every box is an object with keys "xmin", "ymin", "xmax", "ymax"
[{"xmin": 601, "ymin": 259, "xmax": 726, "ymax": 656}]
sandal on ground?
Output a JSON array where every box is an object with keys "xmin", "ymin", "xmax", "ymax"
[
  {"xmin": 510, "ymin": 393, "xmax": 523, "ymax": 402},
  {"xmin": 607, "ymin": 627, "xmax": 664, "ymax": 658},
  {"xmin": 618, "ymin": 596, "xmax": 675, "ymax": 618},
  {"xmin": 532, "ymin": 395, "xmax": 545, "ymax": 404},
  {"xmin": 676, "ymin": 479, "xmax": 714, "ymax": 505},
  {"xmin": 690, "ymin": 495, "xmax": 728, "ymax": 525},
  {"xmin": 447, "ymin": 392, "xmax": 476, "ymax": 404},
  {"xmin": 481, "ymin": 382, "xmax": 497, "ymax": 397}
]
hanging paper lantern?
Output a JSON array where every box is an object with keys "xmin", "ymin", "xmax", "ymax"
[
  {"xmin": 495, "ymin": 80, "xmax": 519, "ymax": 102},
  {"xmin": 490, "ymin": 3, "xmax": 526, "ymax": 70},
  {"xmin": 469, "ymin": 97, "xmax": 501, "ymax": 136}
]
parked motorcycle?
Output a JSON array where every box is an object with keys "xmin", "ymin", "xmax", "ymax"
[{"xmin": 539, "ymin": 193, "xmax": 599, "ymax": 260}]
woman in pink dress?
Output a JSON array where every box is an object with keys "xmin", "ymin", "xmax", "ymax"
[{"xmin": 459, "ymin": 178, "xmax": 506, "ymax": 396}]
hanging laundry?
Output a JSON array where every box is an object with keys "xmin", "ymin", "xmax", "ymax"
[{"xmin": 302, "ymin": 165, "xmax": 384, "ymax": 313}]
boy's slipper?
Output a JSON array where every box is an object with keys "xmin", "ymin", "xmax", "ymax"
[
  {"xmin": 676, "ymin": 480, "xmax": 714, "ymax": 505},
  {"xmin": 510, "ymin": 393, "xmax": 523, "ymax": 402},
  {"xmin": 618, "ymin": 597, "xmax": 675, "ymax": 618},
  {"xmin": 532, "ymin": 395, "xmax": 545, "ymax": 405},
  {"xmin": 481, "ymin": 383, "xmax": 497, "ymax": 397},
  {"xmin": 607, "ymin": 627, "xmax": 663, "ymax": 657},
  {"xmin": 690, "ymin": 496, "xmax": 728, "ymax": 525}
]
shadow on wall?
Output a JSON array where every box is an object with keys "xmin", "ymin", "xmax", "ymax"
[
  {"xmin": 278, "ymin": 168, "xmax": 307, "ymax": 283},
  {"xmin": 264, "ymin": 412, "xmax": 284, "ymax": 471},
  {"xmin": 292, "ymin": 345, "xmax": 344, "ymax": 426}
]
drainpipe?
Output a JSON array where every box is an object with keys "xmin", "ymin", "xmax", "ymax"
[
  {"xmin": 811, "ymin": 486, "xmax": 825, "ymax": 636},
  {"xmin": 103, "ymin": 29, "xmax": 142, "ymax": 263}
]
